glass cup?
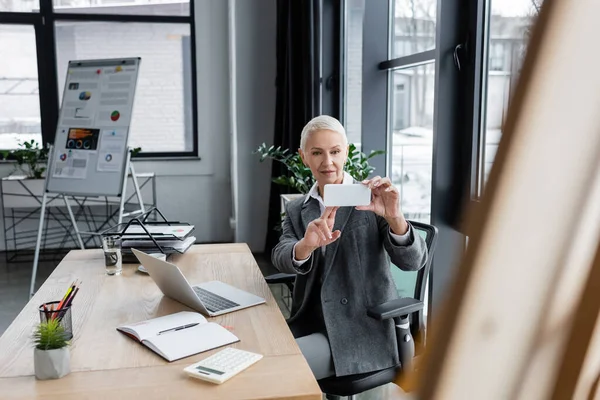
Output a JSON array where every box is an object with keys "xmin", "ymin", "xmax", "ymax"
[{"xmin": 102, "ymin": 235, "xmax": 122, "ymax": 276}]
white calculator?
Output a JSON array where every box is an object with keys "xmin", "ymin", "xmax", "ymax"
[{"xmin": 184, "ymin": 347, "xmax": 263, "ymax": 384}]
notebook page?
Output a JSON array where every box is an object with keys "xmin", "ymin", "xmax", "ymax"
[
  {"xmin": 118, "ymin": 311, "xmax": 207, "ymax": 341},
  {"xmin": 145, "ymin": 322, "xmax": 239, "ymax": 362}
]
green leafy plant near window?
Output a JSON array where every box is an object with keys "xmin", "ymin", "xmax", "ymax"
[
  {"xmin": 254, "ymin": 143, "xmax": 385, "ymax": 194},
  {"xmin": 0, "ymin": 141, "xmax": 143, "ymax": 180},
  {"xmin": 33, "ymin": 319, "xmax": 70, "ymax": 351},
  {"xmin": 1, "ymin": 140, "xmax": 49, "ymax": 179},
  {"xmin": 130, "ymin": 147, "xmax": 143, "ymax": 157}
]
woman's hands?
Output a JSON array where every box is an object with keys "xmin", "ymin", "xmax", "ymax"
[
  {"xmin": 356, "ymin": 176, "xmax": 409, "ymax": 235},
  {"xmin": 295, "ymin": 176, "xmax": 408, "ymax": 261},
  {"xmin": 295, "ymin": 207, "xmax": 340, "ymax": 260}
]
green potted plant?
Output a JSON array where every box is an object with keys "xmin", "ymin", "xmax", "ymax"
[
  {"xmin": 33, "ymin": 319, "xmax": 71, "ymax": 380},
  {"xmin": 1, "ymin": 139, "xmax": 49, "ymax": 179},
  {"xmin": 255, "ymin": 142, "xmax": 385, "ymax": 192},
  {"xmin": 0, "ymin": 141, "xmax": 142, "ymax": 179},
  {"xmin": 0, "ymin": 142, "xmax": 143, "ymax": 209},
  {"xmin": 130, "ymin": 146, "xmax": 143, "ymax": 157},
  {"xmin": 254, "ymin": 143, "xmax": 385, "ymax": 216},
  {"xmin": 1, "ymin": 140, "xmax": 50, "ymax": 209}
]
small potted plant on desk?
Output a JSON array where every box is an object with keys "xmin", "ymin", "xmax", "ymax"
[{"xmin": 33, "ymin": 319, "xmax": 71, "ymax": 380}]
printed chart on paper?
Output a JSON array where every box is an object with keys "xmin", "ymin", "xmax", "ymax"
[{"xmin": 52, "ymin": 59, "xmax": 139, "ymax": 181}]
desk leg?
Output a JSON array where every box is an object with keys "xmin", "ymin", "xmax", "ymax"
[
  {"xmin": 64, "ymin": 195, "xmax": 84, "ymax": 250},
  {"xmin": 129, "ymin": 163, "xmax": 145, "ymax": 215},
  {"xmin": 30, "ymin": 192, "xmax": 48, "ymax": 298}
]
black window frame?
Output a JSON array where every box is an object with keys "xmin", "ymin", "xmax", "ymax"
[
  {"xmin": 319, "ymin": 0, "xmax": 342, "ymax": 120},
  {"xmin": 0, "ymin": 0, "xmax": 199, "ymax": 159},
  {"xmin": 344, "ymin": 0, "xmax": 486, "ymax": 322}
]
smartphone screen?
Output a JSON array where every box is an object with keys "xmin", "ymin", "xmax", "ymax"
[{"xmin": 323, "ymin": 184, "xmax": 371, "ymax": 207}]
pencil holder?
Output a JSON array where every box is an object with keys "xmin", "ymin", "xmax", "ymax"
[{"xmin": 39, "ymin": 301, "xmax": 73, "ymax": 340}]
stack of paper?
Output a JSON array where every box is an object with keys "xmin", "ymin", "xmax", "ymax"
[
  {"xmin": 122, "ymin": 225, "xmax": 195, "ymax": 240},
  {"xmin": 121, "ymin": 236, "xmax": 196, "ymax": 254},
  {"xmin": 117, "ymin": 223, "xmax": 196, "ymax": 261}
]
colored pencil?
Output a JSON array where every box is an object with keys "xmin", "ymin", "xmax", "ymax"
[{"xmin": 53, "ymin": 280, "xmax": 78, "ymax": 320}]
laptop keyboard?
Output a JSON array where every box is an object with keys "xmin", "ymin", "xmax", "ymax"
[{"xmin": 193, "ymin": 287, "xmax": 240, "ymax": 313}]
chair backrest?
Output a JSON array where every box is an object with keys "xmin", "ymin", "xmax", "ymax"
[{"xmin": 389, "ymin": 220, "xmax": 439, "ymax": 349}]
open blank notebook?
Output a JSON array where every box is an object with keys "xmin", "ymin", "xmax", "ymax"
[{"xmin": 117, "ymin": 311, "xmax": 239, "ymax": 362}]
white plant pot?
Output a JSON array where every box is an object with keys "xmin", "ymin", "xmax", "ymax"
[{"xmin": 34, "ymin": 347, "xmax": 70, "ymax": 380}]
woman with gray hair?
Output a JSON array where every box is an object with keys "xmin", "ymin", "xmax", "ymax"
[{"xmin": 272, "ymin": 115, "xmax": 428, "ymax": 380}]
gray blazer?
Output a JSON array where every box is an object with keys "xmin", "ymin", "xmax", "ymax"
[{"xmin": 272, "ymin": 195, "xmax": 428, "ymax": 377}]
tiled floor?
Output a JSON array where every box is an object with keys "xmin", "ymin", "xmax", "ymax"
[
  {"xmin": 0, "ymin": 251, "xmax": 412, "ymax": 400},
  {"xmin": 0, "ymin": 251, "xmax": 65, "ymax": 335}
]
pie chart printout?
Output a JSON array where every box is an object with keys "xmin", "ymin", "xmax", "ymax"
[{"xmin": 48, "ymin": 57, "xmax": 141, "ymax": 197}]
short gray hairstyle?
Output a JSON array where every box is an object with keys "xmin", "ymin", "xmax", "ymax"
[{"xmin": 300, "ymin": 115, "xmax": 348, "ymax": 152}]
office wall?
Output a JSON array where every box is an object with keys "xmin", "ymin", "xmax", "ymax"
[
  {"xmin": 232, "ymin": 0, "xmax": 277, "ymax": 252},
  {"xmin": 130, "ymin": 0, "xmax": 233, "ymax": 244},
  {"xmin": 0, "ymin": 0, "xmax": 277, "ymax": 252}
]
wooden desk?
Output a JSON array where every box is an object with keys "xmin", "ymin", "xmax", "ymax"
[{"xmin": 0, "ymin": 244, "xmax": 321, "ymax": 400}]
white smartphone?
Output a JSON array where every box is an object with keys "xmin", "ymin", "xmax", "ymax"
[{"xmin": 323, "ymin": 184, "xmax": 371, "ymax": 207}]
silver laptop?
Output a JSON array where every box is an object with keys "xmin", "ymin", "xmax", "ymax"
[{"xmin": 132, "ymin": 248, "xmax": 266, "ymax": 317}]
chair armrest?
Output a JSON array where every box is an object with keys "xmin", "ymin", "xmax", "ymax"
[
  {"xmin": 265, "ymin": 272, "xmax": 296, "ymax": 285},
  {"xmin": 367, "ymin": 298, "xmax": 424, "ymax": 320}
]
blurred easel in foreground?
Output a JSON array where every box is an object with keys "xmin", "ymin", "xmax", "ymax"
[{"xmin": 401, "ymin": 0, "xmax": 600, "ymax": 399}]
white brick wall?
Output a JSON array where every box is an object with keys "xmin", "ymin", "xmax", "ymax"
[
  {"xmin": 55, "ymin": 21, "xmax": 190, "ymax": 152},
  {"xmin": 0, "ymin": 25, "xmax": 41, "ymax": 134},
  {"xmin": 345, "ymin": 6, "xmax": 363, "ymax": 147},
  {"xmin": 0, "ymin": 3, "xmax": 194, "ymax": 153}
]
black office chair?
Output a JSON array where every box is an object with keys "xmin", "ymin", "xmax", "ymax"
[{"xmin": 265, "ymin": 220, "xmax": 438, "ymax": 399}]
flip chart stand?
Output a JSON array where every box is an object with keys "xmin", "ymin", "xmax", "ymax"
[{"xmin": 29, "ymin": 146, "xmax": 145, "ymax": 298}]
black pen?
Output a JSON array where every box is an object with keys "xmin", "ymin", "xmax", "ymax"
[{"xmin": 158, "ymin": 322, "xmax": 199, "ymax": 335}]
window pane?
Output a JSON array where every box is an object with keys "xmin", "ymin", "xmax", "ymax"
[
  {"xmin": 389, "ymin": 62, "xmax": 435, "ymax": 224},
  {"xmin": 55, "ymin": 21, "xmax": 193, "ymax": 153},
  {"xmin": 343, "ymin": 0, "xmax": 364, "ymax": 150},
  {"xmin": 480, "ymin": 0, "xmax": 542, "ymax": 190},
  {"xmin": 393, "ymin": 0, "xmax": 437, "ymax": 58},
  {"xmin": 53, "ymin": 0, "xmax": 189, "ymax": 16},
  {"xmin": 0, "ymin": 0, "xmax": 38, "ymax": 12},
  {"xmin": 0, "ymin": 25, "xmax": 42, "ymax": 150},
  {"xmin": 389, "ymin": 62, "xmax": 435, "ymax": 323}
]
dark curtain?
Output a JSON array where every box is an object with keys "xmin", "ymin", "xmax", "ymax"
[{"xmin": 264, "ymin": 0, "xmax": 320, "ymax": 255}]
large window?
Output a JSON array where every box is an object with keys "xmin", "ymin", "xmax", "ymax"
[
  {"xmin": 387, "ymin": 0, "xmax": 437, "ymax": 224},
  {"xmin": 342, "ymin": 0, "xmax": 364, "ymax": 149},
  {"xmin": 0, "ymin": 0, "xmax": 197, "ymax": 157},
  {"xmin": 342, "ymin": 0, "xmax": 548, "ymax": 328},
  {"xmin": 345, "ymin": 0, "xmax": 436, "ymax": 222},
  {"xmin": 390, "ymin": 63, "xmax": 435, "ymax": 223},
  {"xmin": 477, "ymin": 0, "xmax": 542, "ymax": 192},
  {"xmin": 0, "ymin": 25, "xmax": 42, "ymax": 149},
  {"xmin": 346, "ymin": 0, "xmax": 439, "ymax": 321},
  {"xmin": 344, "ymin": 0, "xmax": 493, "ymax": 323},
  {"xmin": 393, "ymin": 0, "xmax": 436, "ymax": 58},
  {"xmin": 386, "ymin": 0, "xmax": 437, "ymax": 321},
  {"xmin": 0, "ymin": 0, "xmax": 39, "ymax": 12},
  {"xmin": 53, "ymin": 0, "xmax": 189, "ymax": 16}
]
